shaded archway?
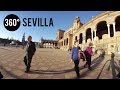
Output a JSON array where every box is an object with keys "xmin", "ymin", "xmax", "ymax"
[
  {"xmin": 96, "ymin": 21, "xmax": 108, "ymax": 39},
  {"xmin": 79, "ymin": 33, "xmax": 83, "ymax": 44},
  {"xmin": 93, "ymin": 31, "xmax": 95, "ymax": 39},
  {"xmin": 62, "ymin": 41, "xmax": 63, "ymax": 46},
  {"xmin": 75, "ymin": 36, "xmax": 77, "ymax": 41},
  {"xmin": 64, "ymin": 40, "xmax": 65, "ymax": 46},
  {"xmin": 66, "ymin": 38, "xmax": 68, "ymax": 45},
  {"xmin": 115, "ymin": 16, "xmax": 120, "ymax": 31},
  {"xmin": 110, "ymin": 25, "xmax": 114, "ymax": 37},
  {"xmin": 86, "ymin": 28, "xmax": 91, "ymax": 42}
]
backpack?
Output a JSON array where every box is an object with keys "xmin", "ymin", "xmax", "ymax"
[
  {"xmin": 84, "ymin": 50, "xmax": 91, "ymax": 58},
  {"xmin": 81, "ymin": 51, "xmax": 86, "ymax": 61},
  {"xmin": 78, "ymin": 51, "xmax": 86, "ymax": 61}
]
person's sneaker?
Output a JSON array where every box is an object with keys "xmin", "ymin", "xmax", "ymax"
[
  {"xmin": 84, "ymin": 65, "xmax": 86, "ymax": 68},
  {"xmin": 25, "ymin": 69, "xmax": 30, "ymax": 73},
  {"xmin": 88, "ymin": 67, "xmax": 92, "ymax": 70},
  {"xmin": 77, "ymin": 73, "xmax": 80, "ymax": 78},
  {"xmin": 116, "ymin": 73, "xmax": 120, "ymax": 78},
  {"xmin": 77, "ymin": 75, "xmax": 80, "ymax": 78},
  {"xmin": 25, "ymin": 70, "xmax": 28, "ymax": 73},
  {"xmin": 25, "ymin": 68, "xmax": 30, "ymax": 72}
]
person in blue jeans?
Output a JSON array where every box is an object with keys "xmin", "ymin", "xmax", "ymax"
[{"xmin": 71, "ymin": 41, "xmax": 80, "ymax": 78}]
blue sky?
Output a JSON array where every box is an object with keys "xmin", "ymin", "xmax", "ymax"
[{"xmin": 0, "ymin": 11, "xmax": 103, "ymax": 42}]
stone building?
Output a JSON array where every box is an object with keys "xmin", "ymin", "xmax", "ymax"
[
  {"xmin": 57, "ymin": 11, "xmax": 120, "ymax": 54},
  {"xmin": 40, "ymin": 38, "xmax": 57, "ymax": 48}
]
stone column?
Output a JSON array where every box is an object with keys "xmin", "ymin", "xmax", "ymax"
[
  {"xmin": 107, "ymin": 24, "xmax": 110, "ymax": 37},
  {"xmin": 49, "ymin": 42, "xmax": 50, "ymax": 48},
  {"xmin": 94, "ymin": 30, "xmax": 96, "ymax": 41},
  {"xmin": 63, "ymin": 40, "xmax": 64, "ymax": 46},
  {"xmin": 83, "ymin": 32, "xmax": 86, "ymax": 43},
  {"xmin": 113, "ymin": 22, "xmax": 116, "ymax": 37},
  {"xmin": 45, "ymin": 42, "xmax": 46, "ymax": 48},
  {"xmin": 77, "ymin": 35, "xmax": 79, "ymax": 44}
]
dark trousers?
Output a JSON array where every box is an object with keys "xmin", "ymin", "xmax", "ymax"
[
  {"xmin": 73, "ymin": 60, "xmax": 80, "ymax": 77},
  {"xmin": 85, "ymin": 56, "xmax": 91, "ymax": 69},
  {"xmin": 24, "ymin": 55, "xmax": 33, "ymax": 71},
  {"xmin": 116, "ymin": 72, "xmax": 120, "ymax": 78},
  {"xmin": 0, "ymin": 72, "xmax": 3, "ymax": 79}
]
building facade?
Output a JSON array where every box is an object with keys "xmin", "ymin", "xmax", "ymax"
[
  {"xmin": 57, "ymin": 11, "xmax": 120, "ymax": 54},
  {"xmin": 40, "ymin": 38, "xmax": 57, "ymax": 48}
]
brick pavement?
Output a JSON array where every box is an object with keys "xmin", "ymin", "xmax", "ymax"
[{"xmin": 0, "ymin": 46, "xmax": 120, "ymax": 79}]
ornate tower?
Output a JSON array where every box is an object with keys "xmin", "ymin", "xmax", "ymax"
[
  {"xmin": 22, "ymin": 33, "xmax": 25, "ymax": 49},
  {"xmin": 72, "ymin": 16, "xmax": 83, "ymax": 30}
]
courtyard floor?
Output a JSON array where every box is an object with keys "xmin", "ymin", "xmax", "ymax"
[{"xmin": 0, "ymin": 46, "xmax": 120, "ymax": 79}]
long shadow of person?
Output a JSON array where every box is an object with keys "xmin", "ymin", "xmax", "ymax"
[
  {"xmin": 107, "ymin": 54, "xmax": 120, "ymax": 79},
  {"xmin": 79, "ymin": 56, "xmax": 100, "ymax": 70},
  {"xmin": 28, "ymin": 56, "xmax": 103, "ymax": 77},
  {"xmin": 29, "ymin": 68, "xmax": 74, "ymax": 74},
  {"xmin": 29, "ymin": 57, "xmax": 103, "ymax": 79},
  {"xmin": 79, "ymin": 56, "xmax": 105, "ymax": 78}
]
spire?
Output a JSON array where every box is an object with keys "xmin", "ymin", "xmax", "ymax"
[
  {"xmin": 22, "ymin": 33, "xmax": 25, "ymax": 43},
  {"xmin": 41, "ymin": 37, "xmax": 43, "ymax": 40},
  {"xmin": 22, "ymin": 33, "xmax": 25, "ymax": 49},
  {"xmin": 23, "ymin": 33, "xmax": 25, "ymax": 38}
]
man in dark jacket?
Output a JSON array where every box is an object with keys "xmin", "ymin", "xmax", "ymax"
[{"xmin": 23, "ymin": 36, "xmax": 36, "ymax": 73}]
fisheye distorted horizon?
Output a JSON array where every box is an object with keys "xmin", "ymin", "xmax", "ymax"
[{"xmin": 0, "ymin": 11, "xmax": 103, "ymax": 42}]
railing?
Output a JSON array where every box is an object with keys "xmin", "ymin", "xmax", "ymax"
[
  {"xmin": 97, "ymin": 53, "xmax": 120, "ymax": 79},
  {"xmin": 59, "ymin": 35, "xmax": 120, "ymax": 51},
  {"xmin": 93, "ymin": 36, "xmax": 120, "ymax": 45}
]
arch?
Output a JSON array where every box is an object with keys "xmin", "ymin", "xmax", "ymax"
[
  {"xmin": 110, "ymin": 24, "xmax": 114, "ymax": 37},
  {"xmin": 115, "ymin": 15, "xmax": 120, "ymax": 31},
  {"xmin": 93, "ymin": 31, "xmax": 95, "ymax": 39},
  {"xmin": 114, "ymin": 15, "xmax": 120, "ymax": 22},
  {"xmin": 96, "ymin": 21, "xmax": 108, "ymax": 39},
  {"xmin": 86, "ymin": 28, "xmax": 91, "ymax": 42},
  {"xmin": 64, "ymin": 39, "xmax": 65, "ymax": 46},
  {"xmin": 79, "ymin": 33, "xmax": 83, "ymax": 44},
  {"xmin": 62, "ymin": 41, "xmax": 63, "ymax": 46},
  {"xmin": 75, "ymin": 36, "xmax": 77, "ymax": 41},
  {"xmin": 66, "ymin": 38, "xmax": 68, "ymax": 45}
]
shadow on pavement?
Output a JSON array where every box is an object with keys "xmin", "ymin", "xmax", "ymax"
[
  {"xmin": 28, "ymin": 68, "xmax": 74, "ymax": 74},
  {"xmin": 108, "ymin": 58, "xmax": 120, "ymax": 79},
  {"xmin": 28, "ymin": 56, "xmax": 101, "ymax": 75},
  {"xmin": 79, "ymin": 56, "xmax": 100, "ymax": 70},
  {"xmin": 0, "ymin": 65, "xmax": 22, "ymax": 79},
  {"xmin": 78, "ymin": 56, "xmax": 105, "ymax": 78}
]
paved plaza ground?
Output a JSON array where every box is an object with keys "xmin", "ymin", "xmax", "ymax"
[{"xmin": 0, "ymin": 46, "xmax": 120, "ymax": 79}]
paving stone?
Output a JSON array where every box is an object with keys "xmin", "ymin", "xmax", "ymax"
[{"xmin": 0, "ymin": 47, "xmax": 120, "ymax": 79}]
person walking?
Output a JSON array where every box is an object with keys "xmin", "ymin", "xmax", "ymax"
[
  {"xmin": 23, "ymin": 36, "xmax": 36, "ymax": 73},
  {"xmin": 71, "ymin": 41, "xmax": 80, "ymax": 78},
  {"xmin": 84, "ymin": 42, "xmax": 93, "ymax": 70}
]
